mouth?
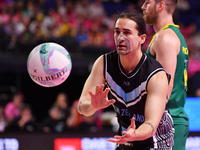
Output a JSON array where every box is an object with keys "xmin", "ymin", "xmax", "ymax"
[
  {"xmin": 117, "ymin": 44, "xmax": 126, "ymax": 49},
  {"xmin": 117, "ymin": 46, "xmax": 126, "ymax": 50}
]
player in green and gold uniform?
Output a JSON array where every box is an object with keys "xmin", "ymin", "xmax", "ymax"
[{"xmin": 142, "ymin": 1, "xmax": 189, "ymax": 150}]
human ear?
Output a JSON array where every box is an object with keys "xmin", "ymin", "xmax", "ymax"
[
  {"xmin": 140, "ymin": 34, "xmax": 147, "ymax": 45},
  {"xmin": 156, "ymin": 1, "xmax": 165, "ymax": 12}
]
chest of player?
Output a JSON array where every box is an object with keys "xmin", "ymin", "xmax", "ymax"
[{"xmin": 111, "ymin": 93, "xmax": 147, "ymax": 127}]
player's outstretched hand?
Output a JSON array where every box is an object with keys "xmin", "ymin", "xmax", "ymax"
[
  {"xmin": 89, "ymin": 84, "xmax": 115, "ymax": 110},
  {"xmin": 107, "ymin": 117, "xmax": 136, "ymax": 144}
]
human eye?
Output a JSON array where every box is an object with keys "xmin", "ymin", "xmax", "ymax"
[
  {"xmin": 115, "ymin": 30, "xmax": 120, "ymax": 34},
  {"xmin": 124, "ymin": 31, "xmax": 131, "ymax": 35},
  {"xmin": 146, "ymin": 0, "xmax": 150, "ymax": 4}
]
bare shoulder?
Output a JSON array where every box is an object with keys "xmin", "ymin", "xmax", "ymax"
[
  {"xmin": 150, "ymin": 70, "xmax": 168, "ymax": 81},
  {"xmin": 153, "ymin": 28, "xmax": 180, "ymax": 55},
  {"xmin": 156, "ymin": 29, "xmax": 179, "ymax": 42},
  {"xmin": 147, "ymin": 70, "xmax": 168, "ymax": 91},
  {"xmin": 93, "ymin": 55, "xmax": 104, "ymax": 67},
  {"xmin": 91, "ymin": 55, "xmax": 104, "ymax": 73}
]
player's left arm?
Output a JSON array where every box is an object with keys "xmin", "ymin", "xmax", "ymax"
[
  {"xmin": 132, "ymin": 71, "xmax": 168, "ymax": 140},
  {"xmin": 153, "ymin": 29, "xmax": 180, "ymax": 100},
  {"xmin": 107, "ymin": 71, "xmax": 168, "ymax": 143}
]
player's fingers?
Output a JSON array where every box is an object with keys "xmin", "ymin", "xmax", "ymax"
[
  {"xmin": 114, "ymin": 135, "xmax": 124, "ymax": 139},
  {"xmin": 122, "ymin": 131, "xmax": 132, "ymax": 139},
  {"xmin": 122, "ymin": 131, "xmax": 127, "ymax": 135},
  {"xmin": 104, "ymin": 88, "xmax": 110, "ymax": 95},
  {"xmin": 112, "ymin": 136, "xmax": 128, "ymax": 144},
  {"xmin": 131, "ymin": 117, "xmax": 136, "ymax": 129},
  {"xmin": 107, "ymin": 139, "xmax": 125, "ymax": 144},
  {"xmin": 107, "ymin": 138, "xmax": 120, "ymax": 143},
  {"xmin": 96, "ymin": 85, "xmax": 100, "ymax": 93},
  {"xmin": 108, "ymin": 99, "xmax": 115, "ymax": 105},
  {"xmin": 99, "ymin": 84, "xmax": 105, "ymax": 92}
]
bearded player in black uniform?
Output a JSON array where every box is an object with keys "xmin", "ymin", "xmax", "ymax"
[{"xmin": 77, "ymin": 10, "xmax": 174, "ymax": 150}]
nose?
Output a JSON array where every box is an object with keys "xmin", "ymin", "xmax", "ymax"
[
  {"xmin": 117, "ymin": 33, "xmax": 125, "ymax": 42},
  {"xmin": 141, "ymin": 3, "xmax": 146, "ymax": 10}
]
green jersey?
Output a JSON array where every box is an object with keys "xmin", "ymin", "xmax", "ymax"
[{"xmin": 146, "ymin": 24, "xmax": 189, "ymax": 125}]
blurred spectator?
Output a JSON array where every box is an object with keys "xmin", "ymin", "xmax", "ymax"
[
  {"xmin": 0, "ymin": 22, "xmax": 10, "ymax": 52},
  {"xmin": 75, "ymin": 23, "xmax": 89, "ymax": 48},
  {"xmin": 176, "ymin": 0, "xmax": 190, "ymax": 12},
  {"xmin": 42, "ymin": 92, "xmax": 71, "ymax": 133},
  {"xmin": 78, "ymin": 109, "xmax": 103, "ymax": 132},
  {"xmin": 187, "ymin": 37, "xmax": 200, "ymax": 97},
  {"xmin": 67, "ymin": 99, "xmax": 103, "ymax": 132},
  {"xmin": 66, "ymin": 99, "xmax": 81, "ymax": 129},
  {"xmin": 42, "ymin": 106, "xmax": 67, "ymax": 133},
  {"xmin": 18, "ymin": 22, "xmax": 34, "ymax": 54},
  {"xmin": 52, "ymin": 92, "xmax": 71, "ymax": 119},
  {"xmin": 0, "ymin": 0, "xmax": 198, "ymax": 57},
  {"xmin": 56, "ymin": 0, "xmax": 66, "ymax": 16},
  {"xmin": 88, "ymin": 0, "xmax": 105, "ymax": 20},
  {"xmin": 74, "ymin": 0, "xmax": 90, "ymax": 18},
  {"xmin": 82, "ymin": 20, "xmax": 110, "ymax": 56},
  {"xmin": 5, "ymin": 104, "xmax": 41, "ymax": 132},
  {"xmin": 101, "ymin": 13, "xmax": 115, "ymax": 31},
  {"xmin": 0, "ymin": 2, "xmax": 11, "ymax": 24},
  {"xmin": 78, "ymin": 115, "xmax": 98, "ymax": 132},
  {"xmin": 194, "ymin": 31, "xmax": 200, "ymax": 50},
  {"xmin": 0, "ymin": 106, "xmax": 7, "ymax": 132},
  {"xmin": 179, "ymin": 23, "xmax": 197, "ymax": 38},
  {"xmin": 53, "ymin": 13, "xmax": 75, "ymax": 41},
  {"xmin": 103, "ymin": 25, "xmax": 115, "ymax": 51},
  {"xmin": 4, "ymin": 92, "xmax": 24, "ymax": 123}
]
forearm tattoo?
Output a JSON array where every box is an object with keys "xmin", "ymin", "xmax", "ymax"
[{"xmin": 144, "ymin": 122, "xmax": 155, "ymax": 136}]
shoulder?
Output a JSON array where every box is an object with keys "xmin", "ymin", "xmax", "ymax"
[
  {"xmin": 104, "ymin": 50, "xmax": 118, "ymax": 63},
  {"xmin": 93, "ymin": 55, "xmax": 104, "ymax": 67},
  {"xmin": 91, "ymin": 53, "xmax": 108, "ymax": 74},
  {"xmin": 142, "ymin": 54, "xmax": 166, "ymax": 79},
  {"xmin": 104, "ymin": 50, "xmax": 118, "ymax": 58},
  {"xmin": 147, "ymin": 69, "xmax": 169, "ymax": 90},
  {"xmin": 92, "ymin": 51, "xmax": 117, "ymax": 70},
  {"xmin": 155, "ymin": 29, "xmax": 179, "ymax": 44},
  {"xmin": 145, "ymin": 53, "xmax": 168, "ymax": 72},
  {"xmin": 153, "ymin": 29, "xmax": 180, "ymax": 55}
]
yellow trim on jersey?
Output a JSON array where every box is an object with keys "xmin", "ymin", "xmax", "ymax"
[{"xmin": 148, "ymin": 24, "xmax": 180, "ymax": 48}]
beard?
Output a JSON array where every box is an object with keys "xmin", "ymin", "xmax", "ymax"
[
  {"xmin": 117, "ymin": 49, "xmax": 130, "ymax": 55},
  {"xmin": 116, "ymin": 38, "xmax": 131, "ymax": 55},
  {"xmin": 144, "ymin": 7, "xmax": 158, "ymax": 25}
]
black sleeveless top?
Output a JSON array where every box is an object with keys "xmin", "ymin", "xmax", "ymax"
[{"xmin": 104, "ymin": 50, "xmax": 174, "ymax": 149}]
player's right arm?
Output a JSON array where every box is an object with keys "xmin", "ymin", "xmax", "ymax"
[{"xmin": 77, "ymin": 55, "xmax": 115, "ymax": 116}]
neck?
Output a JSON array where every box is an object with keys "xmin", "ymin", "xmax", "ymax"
[
  {"xmin": 153, "ymin": 14, "xmax": 174, "ymax": 33},
  {"xmin": 120, "ymin": 50, "xmax": 143, "ymax": 74}
]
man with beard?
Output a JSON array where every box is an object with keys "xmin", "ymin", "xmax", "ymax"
[
  {"xmin": 141, "ymin": 0, "xmax": 189, "ymax": 150},
  {"xmin": 77, "ymin": 10, "xmax": 174, "ymax": 150}
]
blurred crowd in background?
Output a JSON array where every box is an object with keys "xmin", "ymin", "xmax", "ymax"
[
  {"xmin": 0, "ymin": 91, "xmax": 112, "ymax": 133},
  {"xmin": 0, "ymin": 0, "xmax": 200, "ymax": 133}
]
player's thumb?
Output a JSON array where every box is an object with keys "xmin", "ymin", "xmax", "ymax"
[
  {"xmin": 131, "ymin": 117, "xmax": 136, "ymax": 129},
  {"xmin": 108, "ymin": 99, "xmax": 115, "ymax": 106}
]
